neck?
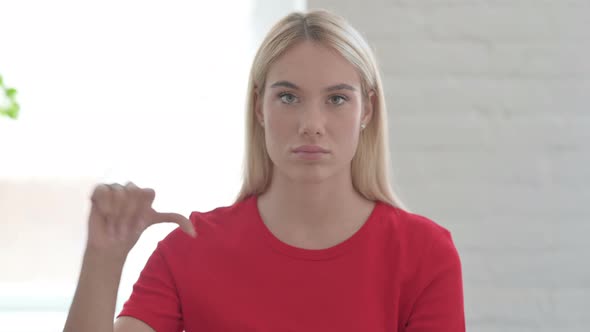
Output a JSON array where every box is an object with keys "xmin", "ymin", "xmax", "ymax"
[{"xmin": 258, "ymin": 166, "xmax": 371, "ymax": 229}]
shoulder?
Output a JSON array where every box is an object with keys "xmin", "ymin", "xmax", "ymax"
[
  {"xmin": 158, "ymin": 196, "xmax": 254, "ymax": 249},
  {"xmin": 377, "ymin": 202, "xmax": 462, "ymax": 286},
  {"xmin": 379, "ymin": 205, "xmax": 466, "ymax": 328},
  {"xmin": 377, "ymin": 202, "xmax": 454, "ymax": 246},
  {"xmin": 188, "ymin": 196, "xmax": 255, "ymax": 230},
  {"xmin": 376, "ymin": 202, "xmax": 460, "ymax": 270}
]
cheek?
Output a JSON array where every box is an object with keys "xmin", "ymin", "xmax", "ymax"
[
  {"xmin": 266, "ymin": 112, "xmax": 289, "ymax": 141},
  {"xmin": 265, "ymin": 117, "xmax": 288, "ymax": 152},
  {"xmin": 334, "ymin": 112, "xmax": 362, "ymax": 154},
  {"xmin": 340, "ymin": 124, "xmax": 361, "ymax": 152},
  {"xmin": 334, "ymin": 105, "xmax": 362, "ymax": 131},
  {"xmin": 262, "ymin": 103, "xmax": 292, "ymax": 156},
  {"xmin": 264, "ymin": 100, "xmax": 294, "ymax": 133}
]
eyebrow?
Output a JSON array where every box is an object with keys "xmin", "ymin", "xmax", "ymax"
[{"xmin": 269, "ymin": 80, "xmax": 357, "ymax": 92}]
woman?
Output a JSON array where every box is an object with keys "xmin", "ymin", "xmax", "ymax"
[{"xmin": 64, "ymin": 9, "xmax": 465, "ymax": 332}]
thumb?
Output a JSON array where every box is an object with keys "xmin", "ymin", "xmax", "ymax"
[{"xmin": 151, "ymin": 212, "xmax": 197, "ymax": 237}]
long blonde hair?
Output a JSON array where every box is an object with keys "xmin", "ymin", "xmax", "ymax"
[{"xmin": 235, "ymin": 9, "xmax": 407, "ymax": 210}]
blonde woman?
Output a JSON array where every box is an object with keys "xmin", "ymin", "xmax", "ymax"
[{"xmin": 64, "ymin": 9, "xmax": 465, "ymax": 332}]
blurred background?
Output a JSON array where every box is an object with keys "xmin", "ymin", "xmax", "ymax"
[{"xmin": 0, "ymin": 0, "xmax": 588, "ymax": 331}]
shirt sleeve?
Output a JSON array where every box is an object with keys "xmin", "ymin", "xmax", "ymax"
[
  {"xmin": 404, "ymin": 229, "xmax": 466, "ymax": 332},
  {"xmin": 117, "ymin": 242, "xmax": 184, "ymax": 332}
]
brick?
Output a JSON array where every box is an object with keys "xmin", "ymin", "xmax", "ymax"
[
  {"xmin": 465, "ymin": 286, "xmax": 590, "ymax": 329},
  {"xmin": 462, "ymin": 250, "xmax": 590, "ymax": 288},
  {"xmin": 382, "ymin": 77, "xmax": 590, "ymax": 116},
  {"xmin": 375, "ymin": 42, "xmax": 590, "ymax": 78},
  {"xmin": 452, "ymin": 220, "xmax": 590, "ymax": 251},
  {"xmin": 311, "ymin": 1, "xmax": 590, "ymax": 42}
]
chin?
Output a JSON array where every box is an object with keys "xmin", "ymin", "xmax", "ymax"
[{"xmin": 285, "ymin": 166, "xmax": 334, "ymax": 184}]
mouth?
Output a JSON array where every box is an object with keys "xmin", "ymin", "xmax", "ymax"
[
  {"xmin": 292, "ymin": 145, "xmax": 330, "ymax": 153},
  {"xmin": 292, "ymin": 150, "xmax": 328, "ymax": 160},
  {"xmin": 291, "ymin": 146, "xmax": 330, "ymax": 161}
]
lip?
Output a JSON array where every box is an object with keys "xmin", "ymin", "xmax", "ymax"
[{"xmin": 292, "ymin": 145, "xmax": 330, "ymax": 153}]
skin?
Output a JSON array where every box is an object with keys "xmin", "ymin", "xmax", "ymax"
[{"xmin": 255, "ymin": 40, "xmax": 377, "ymax": 249}]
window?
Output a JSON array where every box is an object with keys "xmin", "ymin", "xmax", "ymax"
[{"xmin": 0, "ymin": 1, "xmax": 305, "ymax": 330}]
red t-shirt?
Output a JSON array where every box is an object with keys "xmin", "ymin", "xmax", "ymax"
[{"xmin": 117, "ymin": 195, "xmax": 465, "ymax": 331}]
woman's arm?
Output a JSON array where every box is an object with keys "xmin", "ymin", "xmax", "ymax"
[
  {"xmin": 63, "ymin": 248, "xmax": 126, "ymax": 332},
  {"xmin": 405, "ymin": 229, "xmax": 466, "ymax": 332},
  {"xmin": 63, "ymin": 183, "xmax": 195, "ymax": 332}
]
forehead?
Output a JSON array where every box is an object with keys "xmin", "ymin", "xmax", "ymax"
[{"xmin": 266, "ymin": 41, "xmax": 361, "ymax": 90}]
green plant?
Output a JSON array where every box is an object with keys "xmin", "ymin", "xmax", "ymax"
[{"xmin": 0, "ymin": 74, "xmax": 20, "ymax": 119}]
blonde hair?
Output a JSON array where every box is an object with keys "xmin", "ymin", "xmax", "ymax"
[{"xmin": 235, "ymin": 9, "xmax": 407, "ymax": 210}]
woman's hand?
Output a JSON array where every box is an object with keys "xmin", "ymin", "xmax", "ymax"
[{"xmin": 86, "ymin": 182, "xmax": 196, "ymax": 258}]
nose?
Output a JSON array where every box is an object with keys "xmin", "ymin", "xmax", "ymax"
[{"xmin": 298, "ymin": 105, "xmax": 325, "ymax": 137}]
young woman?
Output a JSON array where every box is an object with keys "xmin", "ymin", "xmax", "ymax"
[{"xmin": 64, "ymin": 9, "xmax": 465, "ymax": 332}]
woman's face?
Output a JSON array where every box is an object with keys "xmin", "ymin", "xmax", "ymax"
[{"xmin": 256, "ymin": 41, "xmax": 373, "ymax": 184}]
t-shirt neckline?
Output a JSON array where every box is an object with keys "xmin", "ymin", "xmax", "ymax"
[{"xmin": 249, "ymin": 195, "xmax": 382, "ymax": 261}]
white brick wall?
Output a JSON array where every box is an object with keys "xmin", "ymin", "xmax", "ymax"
[{"xmin": 308, "ymin": 1, "xmax": 590, "ymax": 331}]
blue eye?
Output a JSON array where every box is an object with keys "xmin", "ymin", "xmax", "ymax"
[
  {"xmin": 329, "ymin": 95, "xmax": 347, "ymax": 105},
  {"xmin": 279, "ymin": 93, "xmax": 298, "ymax": 104}
]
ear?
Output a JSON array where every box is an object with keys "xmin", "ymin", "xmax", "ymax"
[
  {"xmin": 254, "ymin": 85, "xmax": 264, "ymax": 125},
  {"xmin": 361, "ymin": 90, "xmax": 376, "ymax": 126}
]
